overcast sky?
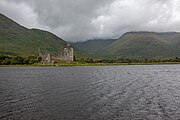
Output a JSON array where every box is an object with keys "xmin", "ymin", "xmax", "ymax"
[{"xmin": 1, "ymin": 0, "xmax": 180, "ymax": 41}]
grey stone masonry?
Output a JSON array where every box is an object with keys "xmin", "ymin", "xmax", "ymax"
[{"xmin": 39, "ymin": 43, "xmax": 74, "ymax": 64}]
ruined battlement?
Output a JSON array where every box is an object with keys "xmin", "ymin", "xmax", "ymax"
[{"xmin": 39, "ymin": 43, "xmax": 74, "ymax": 64}]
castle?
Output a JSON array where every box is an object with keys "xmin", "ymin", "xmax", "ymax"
[{"xmin": 39, "ymin": 43, "xmax": 74, "ymax": 64}]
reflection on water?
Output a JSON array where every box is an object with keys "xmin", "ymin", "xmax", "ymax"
[{"xmin": 0, "ymin": 65, "xmax": 180, "ymax": 120}]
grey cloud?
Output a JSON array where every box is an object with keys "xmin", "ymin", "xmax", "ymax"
[
  {"xmin": 27, "ymin": 0, "xmax": 114, "ymax": 41},
  {"xmin": 0, "ymin": 1, "xmax": 38, "ymax": 28},
  {"xmin": 1, "ymin": 0, "xmax": 180, "ymax": 41}
]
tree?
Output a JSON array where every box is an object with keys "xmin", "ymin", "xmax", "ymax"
[
  {"xmin": 11, "ymin": 56, "xmax": 24, "ymax": 64},
  {"xmin": 1, "ymin": 58, "xmax": 11, "ymax": 65}
]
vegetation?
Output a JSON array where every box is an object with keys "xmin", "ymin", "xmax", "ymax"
[
  {"xmin": 1, "ymin": 55, "xmax": 180, "ymax": 66},
  {"xmin": 52, "ymin": 57, "xmax": 180, "ymax": 66},
  {"xmin": 1, "ymin": 13, "xmax": 180, "ymax": 64},
  {"xmin": 0, "ymin": 55, "xmax": 41, "ymax": 65},
  {"xmin": 0, "ymin": 13, "xmax": 90, "ymax": 59},
  {"xmin": 0, "ymin": 13, "xmax": 67, "ymax": 57},
  {"xmin": 72, "ymin": 39, "xmax": 116, "ymax": 53},
  {"xmin": 73, "ymin": 32, "xmax": 180, "ymax": 59},
  {"xmin": 100, "ymin": 32, "xmax": 180, "ymax": 59},
  {"xmin": 75, "ymin": 57, "xmax": 180, "ymax": 64}
]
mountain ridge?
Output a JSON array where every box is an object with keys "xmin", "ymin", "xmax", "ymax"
[
  {"xmin": 74, "ymin": 31, "xmax": 180, "ymax": 59},
  {"xmin": 1, "ymin": 13, "xmax": 180, "ymax": 59},
  {"xmin": 0, "ymin": 13, "xmax": 67, "ymax": 56},
  {"xmin": 100, "ymin": 32, "xmax": 178, "ymax": 59}
]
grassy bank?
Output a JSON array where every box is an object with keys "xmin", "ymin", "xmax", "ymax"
[
  {"xmin": 1, "ymin": 61, "xmax": 180, "ymax": 67},
  {"xmin": 56, "ymin": 62, "xmax": 180, "ymax": 66}
]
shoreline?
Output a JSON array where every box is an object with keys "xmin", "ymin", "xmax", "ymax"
[{"xmin": 1, "ymin": 62, "xmax": 180, "ymax": 67}]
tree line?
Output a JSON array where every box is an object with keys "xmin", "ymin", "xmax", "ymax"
[
  {"xmin": 77, "ymin": 57, "xmax": 180, "ymax": 63},
  {"xmin": 1, "ymin": 55, "xmax": 180, "ymax": 65},
  {"xmin": 0, "ymin": 55, "xmax": 41, "ymax": 65}
]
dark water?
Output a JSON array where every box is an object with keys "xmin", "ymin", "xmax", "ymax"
[{"xmin": 0, "ymin": 65, "xmax": 180, "ymax": 120}]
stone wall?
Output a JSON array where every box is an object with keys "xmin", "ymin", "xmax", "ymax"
[
  {"xmin": 52, "ymin": 46, "xmax": 74, "ymax": 61},
  {"xmin": 39, "ymin": 44, "xmax": 74, "ymax": 64}
]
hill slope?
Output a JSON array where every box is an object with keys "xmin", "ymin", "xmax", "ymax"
[
  {"xmin": 1, "ymin": 13, "xmax": 180, "ymax": 59},
  {"xmin": 99, "ymin": 32, "xmax": 180, "ymax": 59},
  {"xmin": 72, "ymin": 39, "xmax": 116, "ymax": 54},
  {"xmin": 0, "ymin": 13, "xmax": 67, "ymax": 56},
  {"xmin": 75, "ymin": 32, "xmax": 180, "ymax": 59}
]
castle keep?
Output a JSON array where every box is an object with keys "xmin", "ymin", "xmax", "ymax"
[{"xmin": 39, "ymin": 43, "xmax": 74, "ymax": 64}]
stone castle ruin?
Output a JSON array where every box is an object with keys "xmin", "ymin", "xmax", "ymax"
[{"xmin": 39, "ymin": 43, "xmax": 74, "ymax": 64}]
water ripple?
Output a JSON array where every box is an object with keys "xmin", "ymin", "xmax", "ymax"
[{"xmin": 0, "ymin": 65, "xmax": 180, "ymax": 120}]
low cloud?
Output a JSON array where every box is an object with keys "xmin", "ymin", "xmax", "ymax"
[{"xmin": 1, "ymin": 0, "xmax": 180, "ymax": 41}]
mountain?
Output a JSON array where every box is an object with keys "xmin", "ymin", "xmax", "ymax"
[
  {"xmin": 1, "ymin": 13, "xmax": 180, "ymax": 60},
  {"xmin": 74, "ymin": 32, "xmax": 180, "ymax": 59},
  {"xmin": 72, "ymin": 39, "xmax": 116, "ymax": 53},
  {"xmin": 0, "ymin": 13, "xmax": 67, "ymax": 56},
  {"xmin": 99, "ymin": 32, "xmax": 180, "ymax": 59}
]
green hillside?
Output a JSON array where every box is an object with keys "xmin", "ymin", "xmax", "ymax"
[
  {"xmin": 99, "ymin": 32, "xmax": 180, "ymax": 59},
  {"xmin": 0, "ymin": 13, "xmax": 67, "ymax": 56},
  {"xmin": 1, "ymin": 12, "xmax": 180, "ymax": 60},
  {"xmin": 72, "ymin": 39, "xmax": 116, "ymax": 53},
  {"xmin": 75, "ymin": 32, "xmax": 180, "ymax": 59}
]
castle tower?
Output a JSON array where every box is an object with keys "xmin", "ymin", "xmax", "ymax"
[
  {"xmin": 59, "ymin": 43, "xmax": 74, "ymax": 61},
  {"xmin": 68, "ymin": 46, "xmax": 74, "ymax": 61},
  {"xmin": 66, "ymin": 43, "xmax": 73, "ymax": 61},
  {"xmin": 46, "ymin": 53, "xmax": 51, "ymax": 62},
  {"xmin": 67, "ymin": 43, "xmax": 74, "ymax": 61}
]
